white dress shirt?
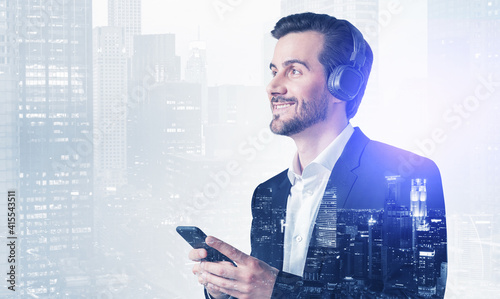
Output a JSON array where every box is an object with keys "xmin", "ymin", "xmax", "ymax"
[{"xmin": 282, "ymin": 123, "xmax": 354, "ymax": 276}]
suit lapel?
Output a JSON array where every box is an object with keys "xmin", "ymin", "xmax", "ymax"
[
  {"xmin": 271, "ymin": 174, "xmax": 291, "ymax": 270},
  {"xmin": 304, "ymin": 128, "xmax": 371, "ymax": 278},
  {"xmin": 330, "ymin": 127, "xmax": 370, "ymax": 208}
]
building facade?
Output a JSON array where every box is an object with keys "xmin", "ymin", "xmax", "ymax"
[
  {"xmin": 93, "ymin": 26, "xmax": 128, "ymax": 197},
  {"xmin": 108, "ymin": 0, "xmax": 141, "ymax": 58},
  {"xmin": 13, "ymin": 0, "xmax": 94, "ymax": 296}
]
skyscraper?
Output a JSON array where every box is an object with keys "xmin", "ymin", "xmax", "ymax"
[
  {"xmin": 382, "ymin": 176, "xmax": 413, "ymax": 291},
  {"xmin": 0, "ymin": 2, "xmax": 19, "ymax": 296},
  {"xmin": 13, "ymin": 0, "xmax": 94, "ymax": 296},
  {"xmin": 127, "ymin": 33, "xmax": 184, "ymax": 194},
  {"xmin": 129, "ymin": 81, "xmax": 202, "ymax": 198},
  {"xmin": 186, "ymin": 38, "xmax": 208, "ymax": 123},
  {"xmin": 368, "ymin": 214, "xmax": 382, "ymax": 284},
  {"xmin": 108, "ymin": 0, "xmax": 142, "ymax": 58},
  {"xmin": 0, "ymin": 0, "xmax": 18, "ymax": 192},
  {"xmin": 185, "ymin": 40, "xmax": 207, "ymax": 84},
  {"xmin": 93, "ymin": 26, "xmax": 128, "ymax": 197},
  {"xmin": 411, "ymin": 178, "xmax": 428, "ymax": 231},
  {"xmin": 314, "ymin": 187, "xmax": 337, "ymax": 248},
  {"xmin": 132, "ymin": 34, "xmax": 180, "ymax": 82}
]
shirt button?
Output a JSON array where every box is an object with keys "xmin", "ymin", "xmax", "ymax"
[
  {"xmin": 305, "ymin": 190, "xmax": 313, "ymax": 196},
  {"xmin": 296, "ymin": 235, "xmax": 303, "ymax": 242}
]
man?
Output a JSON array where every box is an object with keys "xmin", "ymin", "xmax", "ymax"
[{"xmin": 189, "ymin": 12, "xmax": 447, "ymax": 299}]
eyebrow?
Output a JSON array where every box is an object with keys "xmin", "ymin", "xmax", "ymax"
[{"xmin": 269, "ymin": 59, "xmax": 310, "ymax": 71}]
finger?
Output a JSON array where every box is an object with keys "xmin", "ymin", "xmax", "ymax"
[
  {"xmin": 205, "ymin": 283, "xmax": 230, "ymax": 298},
  {"xmin": 198, "ymin": 271, "xmax": 208, "ymax": 286},
  {"xmin": 192, "ymin": 262, "xmax": 202, "ymax": 276},
  {"xmin": 201, "ymin": 261, "xmax": 237, "ymax": 280},
  {"xmin": 188, "ymin": 248, "xmax": 207, "ymax": 261},
  {"xmin": 206, "ymin": 236, "xmax": 249, "ymax": 265},
  {"xmin": 203, "ymin": 271, "xmax": 247, "ymax": 297},
  {"xmin": 207, "ymin": 282, "xmax": 244, "ymax": 299}
]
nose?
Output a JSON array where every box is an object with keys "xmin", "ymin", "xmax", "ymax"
[{"xmin": 266, "ymin": 73, "xmax": 287, "ymax": 99}]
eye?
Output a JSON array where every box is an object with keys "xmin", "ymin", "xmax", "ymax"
[
  {"xmin": 290, "ymin": 68, "xmax": 302, "ymax": 76},
  {"xmin": 271, "ymin": 70, "xmax": 277, "ymax": 77}
]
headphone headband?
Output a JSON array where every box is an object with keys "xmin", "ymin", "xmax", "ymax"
[
  {"xmin": 344, "ymin": 20, "xmax": 366, "ymax": 69},
  {"xmin": 327, "ymin": 20, "xmax": 367, "ymax": 102}
]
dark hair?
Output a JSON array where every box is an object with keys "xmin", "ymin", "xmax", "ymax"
[{"xmin": 271, "ymin": 12, "xmax": 373, "ymax": 119}]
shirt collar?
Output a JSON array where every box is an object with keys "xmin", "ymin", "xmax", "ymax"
[{"xmin": 287, "ymin": 123, "xmax": 355, "ymax": 185}]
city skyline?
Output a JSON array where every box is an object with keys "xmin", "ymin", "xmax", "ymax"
[{"xmin": 0, "ymin": 0, "xmax": 498, "ymax": 297}]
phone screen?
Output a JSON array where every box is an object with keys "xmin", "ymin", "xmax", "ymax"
[{"xmin": 176, "ymin": 226, "xmax": 236, "ymax": 266}]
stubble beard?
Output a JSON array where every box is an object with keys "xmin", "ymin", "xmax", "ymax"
[{"xmin": 270, "ymin": 95, "xmax": 329, "ymax": 136}]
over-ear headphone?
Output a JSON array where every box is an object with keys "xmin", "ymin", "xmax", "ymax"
[{"xmin": 327, "ymin": 20, "xmax": 366, "ymax": 101}]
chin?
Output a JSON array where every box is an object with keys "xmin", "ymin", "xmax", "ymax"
[{"xmin": 270, "ymin": 121, "xmax": 285, "ymax": 135}]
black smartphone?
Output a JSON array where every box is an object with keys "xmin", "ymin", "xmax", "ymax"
[{"xmin": 176, "ymin": 226, "xmax": 236, "ymax": 266}]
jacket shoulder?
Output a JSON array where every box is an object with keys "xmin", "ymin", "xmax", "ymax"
[
  {"xmin": 348, "ymin": 139, "xmax": 445, "ymax": 210},
  {"xmin": 363, "ymin": 140, "xmax": 441, "ymax": 178},
  {"xmin": 255, "ymin": 169, "xmax": 289, "ymax": 190}
]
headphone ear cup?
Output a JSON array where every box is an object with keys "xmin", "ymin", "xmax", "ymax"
[{"xmin": 327, "ymin": 66, "xmax": 365, "ymax": 102}]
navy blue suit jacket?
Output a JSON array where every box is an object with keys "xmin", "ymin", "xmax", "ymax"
[{"xmin": 250, "ymin": 128, "xmax": 447, "ymax": 298}]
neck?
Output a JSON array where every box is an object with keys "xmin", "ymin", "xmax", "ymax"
[{"xmin": 291, "ymin": 118, "xmax": 348, "ymax": 174}]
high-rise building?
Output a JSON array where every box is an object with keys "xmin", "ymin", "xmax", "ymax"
[
  {"xmin": 352, "ymin": 233, "xmax": 369, "ymax": 279},
  {"xmin": 128, "ymin": 81, "xmax": 202, "ymax": 198},
  {"xmin": 411, "ymin": 178, "xmax": 428, "ymax": 231},
  {"xmin": 207, "ymin": 85, "xmax": 265, "ymax": 126},
  {"xmin": 0, "ymin": 2, "xmax": 19, "ymax": 296},
  {"xmin": 186, "ymin": 39, "xmax": 208, "ymax": 123},
  {"xmin": 127, "ymin": 33, "xmax": 184, "ymax": 194},
  {"xmin": 313, "ymin": 187, "xmax": 337, "ymax": 248},
  {"xmin": 93, "ymin": 27, "xmax": 128, "ymax": 197},
  {"xmin": 382, "ymin": 176, "xmax": 413, "ymax": 291},
  {"xmin": 185, "ymin": 40, "xmax": 207, "ymax": 84},
  {"xmin": 132, "ymin": 34, "xmax": 180, "ymax": 82},
  {"xmin": 416, "ymin": 249, "xmax": 437, "ymax": 296},
  {"xmin": 0, "ymin": 0, "xmax": 18, "ymax": 191},
  {"xmin": 148, "ymin": 81, "xmax": 202, "ymax": 155},
  {"xmin": 108, "ymin": 0, "xmax": 142, "ymax": 58},
  {"xmin": 251, "ymin": 186, "xmax": 286, "ymax": 267},
  {"xmin": 368, "ymin": 214, "xmax": 383, "ymax": 284},
  {"xmin": 11, "ymin": 0, "xmax": 93, "ymax": 296}
]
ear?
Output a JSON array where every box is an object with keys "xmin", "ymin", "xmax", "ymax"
[
  {"xmin": 327, "ymin": 97, "xmax": 348, "ymax": 124},
  {"xmin": 331, "ymin": 96, "xmax": 344, "ymax": 104},
  {"xmin": 328, "ymin": 92, "xmax": 344, "ymax": 104},
  {"xmin": 328, "ymin": 94, "xmax": 346, "ymax": 113},
  {"xmin": 324, "ymin": 83, "xmax": 344, "ymax": 104}
]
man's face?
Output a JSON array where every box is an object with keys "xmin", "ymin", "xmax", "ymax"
[{"xmin": 266, "ymin": 31, "xmax": 332, "ymax": 136}]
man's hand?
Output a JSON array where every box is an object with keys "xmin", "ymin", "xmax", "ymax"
[{"xmin": 189, "ymin": 236, "xmax": 279, "ymax": 299}]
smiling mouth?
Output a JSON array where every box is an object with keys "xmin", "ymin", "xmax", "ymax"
[
  {"xmin": 272, "ymin": 99, "xmax": 297, "ymax": 112},
  {"xmin": 271, "ymin": 96, "xmax": 297, "ymax": 112},
  {"xmin": 274, "ymin": 102, "xmax": 295, "ymax": 110}
]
